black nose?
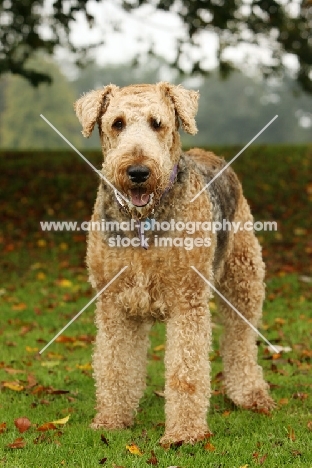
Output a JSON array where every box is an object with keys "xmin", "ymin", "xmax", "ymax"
[{"xmin": 127, "ymin": 165, "xmax": 150, "ymax": 183}]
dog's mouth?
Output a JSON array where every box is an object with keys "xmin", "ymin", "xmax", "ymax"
[{"xmin": 129, "ymin": 188, "xmax": 151, "ymax": 207}]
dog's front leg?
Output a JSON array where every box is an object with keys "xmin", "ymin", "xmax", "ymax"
[
  {"xmin": 161, "ymin": 302, "xmax": 212, "ymax": 445},
  {"xmin": 91, "ymin": 295, "xmax": 152, "ymax": 429}
]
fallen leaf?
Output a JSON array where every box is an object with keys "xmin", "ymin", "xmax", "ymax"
[
  {"xmin": 99, "ymin": 458, "xmax": 107, "ymax": 465},
  {"xmin": 0, "ymin": 422, "xmax": 6, "ymax": 433},
  {"xmin": 37, "ymin": 272, "xmax": 46, "ymax": 280},
  {"xmin": 57, "ymin": 279, "xmax": 73, "ymax": 288},
  {"xmin": 153, "ymin": 344, "xmax": 165, "ymax": 352},
  {"xmin": 14, "ymin": 417, "xmax": 31, "ymax": 433},
  {"xmin": 7, "ymin": 437, "xmax": 25, "ymax": 449},
  {"xmin": 12, "ymin": 302, "xmax": 27, "ymax": 311},
  {"xmin": 37, "ymin": 239, "xmax": 47, "ymax": 247},
  {"xmin": 3, "ymin": 382, "xmax": 24, "ymax": 392},
  {"xmin": 4, "ymin": 367, "xmax": 25, "ymax": 375},
  {"xmin": 307, "ymin": 421, "xmax": 312, "ymax": 431},
  {"xmin": 26, "ymin": 373, "xmax": 37, "ymax": 388},
  {"xmin": 25, "ymin": 346, "xmax": 38, "ymax": 353},
  {"xmin": 100, "ymin": 434, "xmax": 109, "ymax": 445},
  {"xmin": 41, "ymin": 361, "xmax": 61, "ymax": 367},
  {"xmin": 259, "ymin": 454, "xmax": 268, "ymax": 465},
  {"xmin": 76, "ymin": 363, "xmax": 92, "ymax": 370},
  {"xmin": 50, "ymin": 415, "xmax": 70, "ymax": 425},
  {"xmin": 287, "ymin": 426, "xmax": 296, "ymax": 441},
  {"xmin": 292, "ymin": 392, "xmax": 308, "ymax": 400},
  {"xmin": 37, "ymin": 422, "xmax": 57, "ymax": 432},
  {"xmin": 292, "ymin": 450, "xmax": 302, "ymax": 457},
  {"xmin": 204, "ymin": 442, "xmax": 216, "ymax": 451},
  {"xmin": 274, "ymin": 318, "xmax": 286, "ymax": 325},
  {"xmin": 147, "ymin": 450, "xmax": 158, "ymax": 465},
  {"xmin": 55, "ymin": 335, "xmax": 75, "ymax": 343},
  {"xmin": 278, "ymin": 398, "xmax": 289, "ymax": 406},
  {"xmin": 126, "ymin": 443, "xmax": 143, "ymax": 456}
]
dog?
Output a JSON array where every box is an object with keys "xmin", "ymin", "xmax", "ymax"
[{"xmin": 74, "ymin": 82, "xmax": 274, "ymax": 444}]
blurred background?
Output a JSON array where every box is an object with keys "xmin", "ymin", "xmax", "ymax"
[{"xmin": 0, "ymin": 0, "xmax": 312, "ymax": 148}]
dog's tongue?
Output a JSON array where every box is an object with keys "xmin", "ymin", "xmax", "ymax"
[{"xmin": 130, "ymin": 189, "xmax": 150, "ymax": 207}]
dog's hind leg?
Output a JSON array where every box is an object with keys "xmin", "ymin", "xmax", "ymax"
[
  {"xmin": 217, "ymin": 199, "xmax": 275, "ymax": 411},
  {"xmin": 91, "ymin": 295, "xmax": 152, "ymax": 429}
]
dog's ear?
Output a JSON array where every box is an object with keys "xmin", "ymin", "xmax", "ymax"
[
  {"xmin": 74, "ymin": 84, "xmax": 118, "ymax": 137},
  {"xmin": 159, "ymin": 82, "xmax": 199, "ymax": 135}
]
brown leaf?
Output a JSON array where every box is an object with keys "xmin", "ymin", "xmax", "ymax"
[
  {"xmin": 14, "ymin": 417, "xmax": 31, "ymax": 433},
  {"xmin": 259, "ymin": 454, "xmax": 268, "ymax": 465},
  {"xmin": 7, "ymin": 437, "xmax": 25, "ymax": 449},
  {"xmin": 307, "ymin": 421, "xmax": 312, "ymax": 431},
  {"xmin": 12, "ymin": 302, "xmax": 27, "ymax": 311},
  {"xmin": 99, "ymin": 458, "xmax": 107, "ymax": 465},
  {"xmin": 26, "ymin": 373, "xmax": 37, "ymax": 388},
  {"xmin": 204, "ymin": 442, "xmax": 216, "ymax": 451},
  {"xmin": 4, "ymin": 367, "xmax": 25, "ymax": 375},
  {"xmin": 292, "ymin": 450, "xmax": 302, "ymax": 457},
  {"xmin": 100, "ymin": 434, "xmax": 109, "ymax": 445},
  {"xmin": 0, "ymin": 422, "xmax": 6, "ymax": 434},
  {"xmin": 146, "ymin": 450, "xmax": 158, "ymax": 465},
  {"xmin": 37, "ymin": 422, "xmax": 57, "ymax": 432},
  {"xmin": 292, "ymin": 392, "xmax": 308, "ymax": 400},
  {"xmin": 49, "ymin": 389, "xmax": 70, "ymax": 395},
  {"xmin": 55, "ymin": 335, "xmax": 75, "ymax": 343}
]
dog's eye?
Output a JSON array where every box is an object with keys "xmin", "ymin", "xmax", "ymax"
[
  {"xmin": 112, "ymin": 119, "xmax": 125, "ymax": 131},
  {"xmin": 151, "ymin": 118, "xmax": 161, "ymax": 130}
]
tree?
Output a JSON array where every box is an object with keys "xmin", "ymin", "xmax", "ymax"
[
  {"xmin": 0, "ymin": 0, "xmax": 312, "ymax": 92},
  {"xmin": 0, "ymin": 56, "xmax": 82, "ymax": 149}
]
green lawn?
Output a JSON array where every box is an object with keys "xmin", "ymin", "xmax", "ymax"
[{"xmin": 0, "ymin": 147, "xmax": 311, "ymax": 467}]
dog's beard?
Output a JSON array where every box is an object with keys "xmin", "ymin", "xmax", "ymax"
[{"xmin": 103, "ymin": 160, "xmax": 171, "ymax": 219}]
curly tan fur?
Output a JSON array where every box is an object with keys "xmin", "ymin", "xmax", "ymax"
[{"xmin": 74, "ymin": 82, "xmax": 274, "ymax": 445}]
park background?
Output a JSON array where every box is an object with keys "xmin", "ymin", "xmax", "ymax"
[{"xmin": 0, "ymin": 1, "xmax": 311, "ymax": 466}]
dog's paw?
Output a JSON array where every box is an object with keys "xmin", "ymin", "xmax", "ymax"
[
  {"xmin": 241, "ymin": 388, "xmax": 276, "ymax": 412},
  {"xmin": 90, "ymin": 416, "xmax": 133, "ymax": 430},
  {"xmin": 160, "ymin": 430, "xmax": 212, "ymax": 447}
]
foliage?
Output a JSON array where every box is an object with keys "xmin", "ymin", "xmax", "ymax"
[
  {"xmin": 0, "ymin": 147, "xmax": 311, "ymax": 466},
  {"xmin": 0, "ymin": 0, "xmax": 102, "ymax": 86},
  {"xmin": 0, "ymin": 57, "xmax": 82, "ymax": 149},
  {"xmin": 123, "ymin": 0, "xmax": 312, "ymax": 93},
  {"xmin": 1, "ymin": 0, "xmax": 312, "ymax": 92},
  {"xmin": 2, "ymin": 57, "xmax": 311, "ymax": 149}
]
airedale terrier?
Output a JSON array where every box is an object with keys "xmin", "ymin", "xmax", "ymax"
[{"xmin": 74, "ymin": 82, "xmax": 274, "ymax": 444}]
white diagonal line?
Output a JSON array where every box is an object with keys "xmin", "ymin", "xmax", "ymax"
[
  {"xmin": 39, "ymin": 266, "xmax": 128, "ymax": 354},
  {"xmin": 40, "ymin": 114, "xmax": 129, "ymax": 204},
  {"xmin": 190, "ymin": 115, "xmax": 278, "ymax": 203},
  {"xmin": 191, "ymin": 266, "xmax": 279, "ymax": 353}
]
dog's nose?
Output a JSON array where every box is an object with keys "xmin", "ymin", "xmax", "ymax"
[{"xmin": 127, "ymin": 165, "xmax": 150, "ymax": 183}]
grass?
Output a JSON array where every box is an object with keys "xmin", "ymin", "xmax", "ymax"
[{"xmin": 0, "ymin": 146, "xmax": 312, "ymax": 467}]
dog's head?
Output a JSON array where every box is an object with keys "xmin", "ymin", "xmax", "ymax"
[{"xmin": 74, "ymin": 82, "xmax": 199, "ymax": 217}]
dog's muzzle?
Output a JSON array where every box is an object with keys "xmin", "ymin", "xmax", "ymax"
[{"xmin": 127, "ymin": 165, "xmax": 151, "ymax": 207}]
